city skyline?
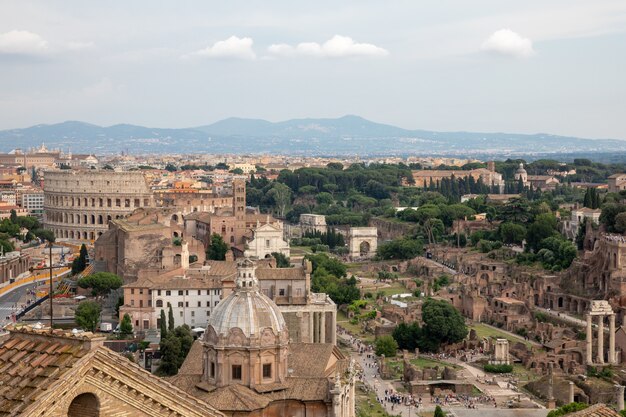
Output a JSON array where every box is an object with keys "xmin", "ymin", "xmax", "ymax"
[{"xmin": 1, "ymin": 1, "xmax": 626, "ymax": 139}]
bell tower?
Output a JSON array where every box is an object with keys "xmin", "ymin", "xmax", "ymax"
[{"xmin": 233, "ymin": 178, "xmax": 246, "ymax": 245}]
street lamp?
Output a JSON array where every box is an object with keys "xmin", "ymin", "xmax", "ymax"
[{"xmin": 29, "ymin": 240, "xmax": 65, "ymax": 332}]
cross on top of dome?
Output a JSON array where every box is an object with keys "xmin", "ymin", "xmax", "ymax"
[{"xmin": 236, "ymin": 258, "xmax": 259, "ymax": 290}]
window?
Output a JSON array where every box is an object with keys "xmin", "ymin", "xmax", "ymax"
[
  {"xmin": 179, "ymin": 311, "xmax": 183, "ymax": 317},
  {"xmin": 131, "ymin": 289, "xmax": 135, "ymax": 295},
  {"xmin": 198, "ymin": 301, "xmax": 201, "ymax": 307},
  {"xmin": 139, "ymin": 300, "xmax": 143, "ymax": 308},
  {"xmin": 279, "ymin": 289, "xmax": 285, "ymax": 296},
  {"xmin": 232, "ymin": 365, "xmax": 242, "ymax": 380},
  {"xmin": 263, "ymin": 363, "xmax": 272, "ymax": 379},
  {"xmin": 166, "ymin": 290, "xmax": 171, "ymax": 296},
  {"xmin": 266, "ymin": 239, "xmax": 270, "ymax": 248},
  {"xmin": 206, "ymin": 301, "xmax": 211, "ymax": 307},
  {"xmin": 185, "ymin": 302, "xmax": 189, "ymax": 307},
  {"xmin": 158, "ymin": 290, "xmax": 161, "ymax": 296},
  {"xmin": 207, "ymin": 310, "xmax": 211, "ymax": 316},
  {"xmin": 210, "ymin": 362, "xmax": 215, "ymax": 378},
  {"xmin": 215, "ymin": 301, "xmax": 219, "ymax": 306},
  {"xmin": 131, "ymin": 300, "xmax": 135, "ymax": 306},
  {"xmin": 178, "ymin": 290, "xmax": 183, "ymax": 296},
  {"xmin": 198, "ymin": 290, "xmax": 202, "ymax": 296},
  {"xmin": 135, "ymin": 320, "xmax": 139, "ymax": 326},
  {"xmin": 186, "ymin": 290, "xmax": 189, "ymax": 296},
  {"xmin": 139, "ymin": 289, "xmax": 143, "ymax": 295},
  {"xmin": 178, "ymin": 302, "xmax": 184, "ymax": 307},
  {"xmin": 191, "ymin": 311, "xmax": 195, "ymax": 317}
]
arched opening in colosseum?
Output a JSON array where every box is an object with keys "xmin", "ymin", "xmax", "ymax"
[
  {"xmin": 68, "ymin": 392, "xmax": 99, "ymax": 417},
  {"xmin": 107, "ymin": 215, "xmax": 111, "ymax": 222},
  {"xmin": 98, "ymin": 215, "xmax": 103, "ymax": 224},
  {"xmin": 90, "ymin": 232, "xmax": 95, "ymax": 240},
  {"xmin": 91, "ymin": 215, "xmax": 95, "ymax": 224},
  {"xmin": 83, "ymin": 231, "xmax": 88, "ymax": 240},
  {"xmin": 70, "ymin": 231, "xmax": 75, "ymax": 239},
  {"xmin": 83, "ymin": 215, "xmax": 88, "ymax": 224}
]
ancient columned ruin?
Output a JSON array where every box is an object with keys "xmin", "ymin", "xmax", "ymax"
[
  {"xmin": 490, "ymin": 338, "xmax": 510, "ymax": 365},
  {"xmin": 586, "ymin": 300, "xmax": 617, "ymax": 365}
]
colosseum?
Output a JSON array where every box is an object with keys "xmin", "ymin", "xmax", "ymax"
[{"xmin": 43, "ymin": 170, "xmax": 155, "ymax": 240}]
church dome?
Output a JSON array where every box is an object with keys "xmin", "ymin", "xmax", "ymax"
[
  {"xmin": 207, "ymin": 258, "xmax": 286, "ymax": 341},
  {"xmin": 516, "ymin": 163, "xmax": 527, "ymax": 174}
]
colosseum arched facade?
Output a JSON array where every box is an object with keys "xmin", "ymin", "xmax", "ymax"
[{"xmin": 44, "ymin": 170, "xmax": 155, "ymax": 240}]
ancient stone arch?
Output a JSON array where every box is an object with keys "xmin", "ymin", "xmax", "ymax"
[{"xmin": 348, "ymin": 227, "xmax": 377, "ymax": 259}]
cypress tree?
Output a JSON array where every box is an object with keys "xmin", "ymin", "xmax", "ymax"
[
  {"xmin": 168, "ymin": 303, "xmax": 175, "ymax": 332},
  {"xmin": 160, "ymin": 309, "xmax": 167, "ymax": 338}
]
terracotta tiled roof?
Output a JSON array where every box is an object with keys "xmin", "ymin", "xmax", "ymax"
[
  {"xmin": 0, "ymin": 327, "xmax": 100, "ymax": 416},
  {"xmin": 288, "ymin": 343, "xmax": 336, "ymax": 377},
  {"xmin": 256, "ymin": 267, "xmax": 306, "ymax": 281},
  {"xmin": 566, "ymin": 404, "xmax": 620, "ymax": 417},
  {"xmin": 177, "ymin": 340, "xmax": 203, "ymax": 376}
]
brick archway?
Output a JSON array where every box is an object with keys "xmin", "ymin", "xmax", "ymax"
[{"xmin": 68, "ymin": 392, "xmax": 99, "ymax": 417}]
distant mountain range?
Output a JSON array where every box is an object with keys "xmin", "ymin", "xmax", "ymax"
[{"xmin": 1, "ymin": 115, "xmax": 625, "ymax": 158}]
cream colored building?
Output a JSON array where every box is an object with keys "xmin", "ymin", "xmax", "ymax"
[
  {"xmin": 44, "ymin": 169, "xmax": 155, "ymax": 240},
  {"xmin": 300, "ymin": 213, "xmax": 327, "ymax": 234},
  {"xmin": 244, "ymin": 222, "xmax": 290, "ymax": 259}
]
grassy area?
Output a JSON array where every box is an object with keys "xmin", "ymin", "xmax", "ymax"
[
  {"xmin": 336, "ymin": 310, "xmax": 375, "ymax": 343},
  {"xmin": 469, "ymin": 323, "xmax": 534, "ymax": 349},
  {"xmin": 384, "ymin": 356, "xmax": 460, "ymax": 380},
  {"xmin": 290, "ymin": 246, "xmax": 314, "ymax": 256},
  {"xmin": 355, "ymin": 383, "xmax": 391, "ymax": 417}
]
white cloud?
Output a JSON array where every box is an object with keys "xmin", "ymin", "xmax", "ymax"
[
  {"xmin": 268, "ymin": 35, "xmax": 388, "ymax": 58},
  {"xmin": 0, "ymin": 30, "xmax": 48, "ymax": 55},
  {"xmin": 481, "ymin": 29, "xmax": 535, "ymax": 58},
  {"xmin": 67, "ymin": 41, "xmax": 95, "ymax": 51},
  {"xmin": 190, "ymin": 36, "xmax": 256, "ymax": 60}
]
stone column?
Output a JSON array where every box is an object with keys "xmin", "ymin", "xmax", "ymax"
[
  {"xmin": 331, "ymin": 310, "xmax": 337, "ymax": 346},
  {"xmin": 617, "ymin": 385, "xmax": 625, "ymax": 412},
  {"xmin": 320, "ymin": 311, "xmax": 326, "ymax": 344},
  {"xmin": 586, "ymin": 314, "xmax": 593, "ymax": 365},
  {"xmin": 309, "ymin": 311, "xmax": 314, "ymax": 343},
  {"xmin": 598, "ymin": 315, "xmax": 605, "ymax": 364},
  {"xmin": 569, "ymin": 381, "xmax": 575, "ymax": 404},
  {"xmin": 610, "ymin": 313, "xmax": 616, "ymax": 364}
]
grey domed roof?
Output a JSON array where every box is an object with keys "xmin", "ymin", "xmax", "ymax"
[
  {"xmin": 207, "ymin": 258, "xmax": 286, "ymax": 339},
  {"xmin": 516, "ymin": 163, "xmax": 527, "ymax": 174},
  {"xmin": 207, "ymin": 290, "xmax": 286, "ymax": 338}
]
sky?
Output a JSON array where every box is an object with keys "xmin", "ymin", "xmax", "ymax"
[{"xmin": 1, "ymin": 1, "xmax": 625, "ymax": 139}]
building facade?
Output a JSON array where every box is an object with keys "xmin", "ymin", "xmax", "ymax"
[{"xmin": 43, "ymin": 169, "xmax": 155, "ymax": 240}]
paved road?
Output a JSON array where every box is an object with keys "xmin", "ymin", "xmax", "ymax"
[
  {"xmin": 534, "ymin": 307, "xmax": 586, "ymax": 328},
  {"xmin": 0, "ymin": 282, "xmax": 38, "ymax": 325}
]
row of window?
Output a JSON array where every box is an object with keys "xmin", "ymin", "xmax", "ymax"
[
  {"xmin": 130, "ymin": 289, "xmax": 221, "ymax": 296},
  {"xmin": 131, "ymin": 299, "xmax": 221, "ymax": 308}
]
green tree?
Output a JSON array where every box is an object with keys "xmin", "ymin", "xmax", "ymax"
[
  {"xmin": 160, "ymin": 309, "xmax": 167, "ymax": 338},
  {"xmin": 421, "ymin": 299, "xmax": 468, "ymax": 351},
  {"xmin": 77, "ymin": 272, "xmax": 123, "ymax": 298},
  {"xmin": 546, "ymin": 403, "xmax": 588, "ymax": 417},
  {"xmin": 207, "ymin": 233, "xmax": 229, "ymax": 260},
  {"xmin": 615, "ymin": 212, "xmax": 626, "ymax": 233},
  {"xmin": 376, "ymin": 238, "xmax": 423, "ymax": 260},
  {"xmin": 74, "ymin": 301, "xmax": 101, "ymax": 332},
  {"xmin": 119, "ymin": 313, "xmax": 133, "ymax": 339},
  {"xmin": 34, "ymin": 229, "xmax": 55, "ymax": 243},
  {"xmin": 271, "ymin": 252, "xmax": 291, "ymax": 268},
  {"xmin": 9, "ymin": 209, "xmax": 17, "ymax": 224},
  {"xmin": 526, "ymin": 213, "xmax": 558, "ymax": 252},
  {"xmin": 498, "ymin": 222, "xmax": 526, "ymax": 244},
  {"xmin": 434, "ymin": 405, "xmax": 445, "ymax": 417},
  {"xmin": 374, "ymin": 335, "xmax": 398, "ymax": 357},
  {"xmin": 168, "ymin": 303, "xmax": 175, "ymax": 332},
  {"xmin": 267, "ymin": 182, "xmax": 292, "ymax": 218},
  {"xmin": 392, "ymin": 322, "xmax": 422, "ymax": 350},
  {"xmin": 157, "ymin": 333, "xmax": 181, "ymax": 376},
  {"xmin": 72, "ymin": 244, "xmax": 88, "ymax": 274}
]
